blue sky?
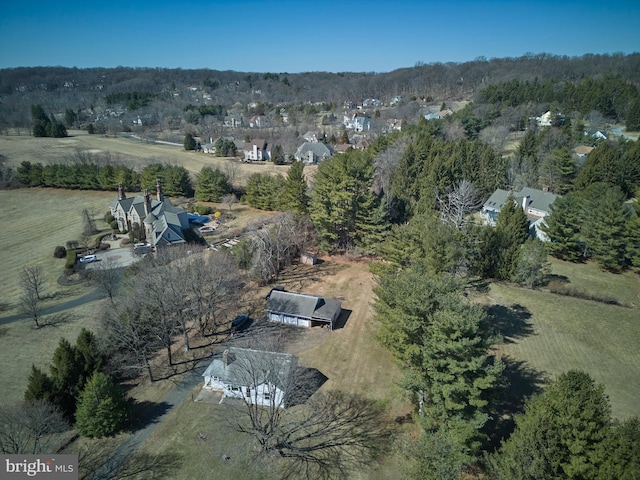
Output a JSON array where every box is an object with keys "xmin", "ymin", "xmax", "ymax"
[{"xmin": 1, "ymin": 0, "xmax": 638, "ymax": 73}]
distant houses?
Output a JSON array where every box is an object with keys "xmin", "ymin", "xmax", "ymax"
[{"xmin": 242, "ymin": 139, "xmax": 272, "ymax": 161}]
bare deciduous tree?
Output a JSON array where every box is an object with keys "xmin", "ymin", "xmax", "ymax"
[
  {"xmin": 373, "ymin": 136, "xmax": 411, "ymax": 214},
  {"xmin": 246, "ymin": 213, "xmax": 307, "ymax": 284},
  {"xmin": 20, "ymin": 265, "xmax": 45, "ymax": 300},
  {"xmin": 221, "ymin": 193, "xmax": 238, "ymax": 212},
  {"xmin": 88, "ymin": 257, "xmax": 123, "ymax": 302},
  {"xmin": 20, "ymin": 288, "xmax": 42, "ymax": 328},
  {"xmin": 0, "ymin": 401, "xmax": 69, "ymax": 454},
  {"xmin": 100, "ymin": 246, "xmax": 245, "ymax": 380},
  {"xmin": 99, "ymin": 295, "xmax": 158, "ymax": 382},
  {"xmin": 223, "ymin": 160, "xmax": 240, "ymax": 189},
  {"xmin": 81, "ymin": 208, "xmax": 98, "ymax": 237},
  {"xmin": 437, "ymin": 180, "xmax": 482, "ymax": 230},
  {"xmin": 220, "ymin": 336, "xmax": 391, "ymax": 479}
]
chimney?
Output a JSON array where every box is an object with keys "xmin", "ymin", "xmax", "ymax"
[
  {"xmin": 522, "ymin": 196, "xmax": 529, "ymax": 212},
  {"xmin": 118, "ymin": 182, "xmax": 126, "ymax": 200},
  {"xmin": 222, "ymin": 349, "xmax": 232, "ymax": 367},
  {"xmin": 143, "ymin": 189, "xmax": 151, "ymax": 216},
  {"xmin": 156, "ymin": 178, "xmax": 164, "ymax": 202}
]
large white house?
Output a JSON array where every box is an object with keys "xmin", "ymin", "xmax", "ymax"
[
  {"xmin": 202, "ymin": 347, "xmax": 297, "ymax": 408},
  {"xmin": 482, "ymin": 186, "xmax": 560, "ymax": 241}
]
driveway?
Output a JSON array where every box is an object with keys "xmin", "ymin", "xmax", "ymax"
[{"xmin": 81, "ymin": 245, "xmax": 142, "ymax": 271}]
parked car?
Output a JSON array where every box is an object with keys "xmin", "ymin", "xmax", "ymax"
[
  {"xmin": 133, "ymin": 242, "xmax": 151, "ymax": 253},
  {"xmin": 265, "ymin": 285, "xmax": 285, "ymax": 300},
  {"xmin": 231, "ymin": 314, "xmax": 250, "ymax": 331},
  {"xmin": 79, "ymin": 254, "xmax": 97, "ymax": 263}
]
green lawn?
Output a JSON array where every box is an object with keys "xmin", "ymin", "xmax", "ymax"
[{"xmin": 491, "ymin": 259, "xmax": 640, "ymax": 419}]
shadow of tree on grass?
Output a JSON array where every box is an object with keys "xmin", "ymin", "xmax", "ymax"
[
  {"xmin": 484, "ymin": 358, "xmax": 547, "ymax": 451},
  {"xmin": 130, "ymin": 400, "xmax": 172, "ymax": 430},
  {"xmin": 488, "ymin": 303, "xmax": 534, "ymax": 343}
]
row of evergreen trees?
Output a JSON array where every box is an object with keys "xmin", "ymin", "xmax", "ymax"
[
  {"xmin": 24, "ymin": 329, "xmax": 130, "ymax": 438},
  {"xmin": 16, "ymin": 161, "xmax": 193, "ymax": 197}
]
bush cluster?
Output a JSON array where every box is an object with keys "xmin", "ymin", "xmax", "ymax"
[
  {"xmin": 191, "ymin": 204, "xmax": 213, "ymax": 215},
  {"xmin": 53, "ymin": 246, "xmax": 67, "ymax": 258},
  {"xmin": 547, "ymin": 280, "xmax": 620, "ymax": 305}
]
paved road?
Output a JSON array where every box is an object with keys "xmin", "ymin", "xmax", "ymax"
[
  {"xmin": 0, "ymin": 246, "xmax": 142, "ymax": 326},
  {"xmin": 0, "ymin": 288, "xmax": 104, "ymax": 326},
  {"xmin": 91, "ymin": 362, "xmax": 208, "ymax": 480}
]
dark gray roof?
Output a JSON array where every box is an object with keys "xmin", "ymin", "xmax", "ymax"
[
  {"xmin": 483, "ymin": 188, "xmax": 510, "ymax": 211},
  {"xmin": 483, "ymin": 187, "xmax": 559, "ymax": 215},
  {"xmin": 266, "ymin": 290, "xmax": 341, "ymax": 322},
  {"xmin": 517, "ymin": 187, "xmax": 559, "ymax": 214},
  {"xmin": 295, "ymin": 142, "xmax": 333, "ymax": 159},
  {"xmin": 202, "ymin": 347, "xmax": 295, "ymax": 390},
  {"xmin": 111, "ymin": 196, "xmax": 135, "ymax": 212}
]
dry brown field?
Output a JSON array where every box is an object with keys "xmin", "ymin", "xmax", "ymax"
[
  {"xmin": 0, "ymin": 131, "xmax": 317, "ymax": 186},
  {"xmin": 0, "ymin": 188, "xmax": 116, "ymax": 404}
]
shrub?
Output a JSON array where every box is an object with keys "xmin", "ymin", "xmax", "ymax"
[
  {"xmin": 65, "ymin": 250, "xmax": 77, "ymax": 270},
  {"xmin": 105, "ymin": 212, "xmax": 115, "ymax": 223},
  {"xmin": 547, "ymin": 280, "xmax": 620, "ymax": 305},
  {"xmin": 109, "ymin": 220, "xmax": 119, "ymax": 230},
  {"xmin": 53, "ymin": 246, "xmax": 67, "ymax": 258},
  {"xmin": 192, "ymin": 204, "xmax": 213, "ymax": 215}
]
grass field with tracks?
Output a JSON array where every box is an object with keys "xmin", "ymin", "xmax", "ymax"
[{"xmin": 490, "ymin": 259, "xmax": 640, "ymax": 419}]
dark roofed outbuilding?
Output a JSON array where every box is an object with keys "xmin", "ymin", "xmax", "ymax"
[{"xmin": 266, "ymin": 290, "xmax": 342, "ymax": 330}]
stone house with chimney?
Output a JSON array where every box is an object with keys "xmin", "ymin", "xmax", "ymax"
[{"xmin": 110, "ymin": 179, "xmax": 189, "ymax": 247}]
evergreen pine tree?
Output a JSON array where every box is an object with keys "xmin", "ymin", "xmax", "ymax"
[
  {"xmin": 183, "ymin": 133, "xmax": 197, "ymax": 151},
  {"xmin": 75, "ymin": 372, "xmax": 130, "ymax": 438},
  {"xmin": 490, "ymin": 371, "xmax": 611, "ymax": 480},
  {"xmin": 24, "ymin": 365, "xmax": 54, "ymax": 404},
  {"xmin": 195, "ymin": 166, "xmax": 231, "ymax": 202},
  {"xmin": 625, "ymin": 98, "xmax": 640, "ymax": 131},
  {"xmin": 281, "ymin": 160, "xmax": 309, "ymax": 215},
  {"xmin": 582, "ymin": 184, "xmax": 631, "ymax": 272},
  {"xmin": 541, "ymin": 193, "xmax": 584, "ymax": 261},
  {"xmin": 491, "ymin": 195, "xmax": 530, "ymax": 280}
]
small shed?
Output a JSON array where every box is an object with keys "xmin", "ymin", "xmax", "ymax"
[{"xmin": 300, "ymin": 251, "xmax": 318, "ymax": 265}]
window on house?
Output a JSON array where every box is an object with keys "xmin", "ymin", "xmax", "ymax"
[{"xmin": 263, "ymin": 392, "xmax": 271, "ymax": 401}]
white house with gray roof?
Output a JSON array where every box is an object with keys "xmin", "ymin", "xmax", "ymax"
[
  {"xmin": 482, "ymin": 186, "xmax": 560, "ymax": 241},
  {"xmin": 202, "ymin": 347, "xmax": 296, "ymax": 408},
  {"xmin": 266, "ymin": 290, "xmax": 342, "ymax": 330},
  {"xmin": 294, "ymin": 142, "xmax": 333, "ymax": 164}
]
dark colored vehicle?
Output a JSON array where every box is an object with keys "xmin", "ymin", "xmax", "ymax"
[
  {"xmin": 231, "ymin": 314, "xmax": 250, "ymax": 331},
  {"xmin": 265, "ymin": 285, "xmax": 285, "ymax": 300}
]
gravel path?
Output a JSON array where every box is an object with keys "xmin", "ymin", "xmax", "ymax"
[{"xmin": 91, "ymin": 362, "xmax": 207, "ymax": 480}]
